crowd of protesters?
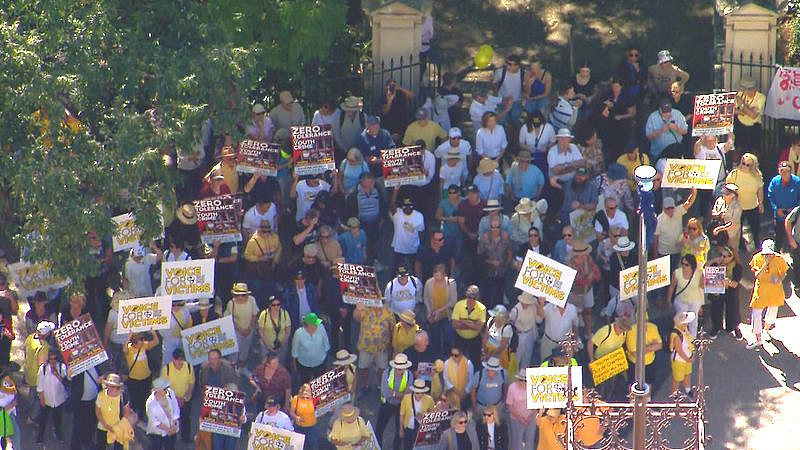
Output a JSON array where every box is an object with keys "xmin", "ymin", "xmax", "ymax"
[{"xmin": 0, "ymin": 42, "xmax": 798, "ymax": 450}]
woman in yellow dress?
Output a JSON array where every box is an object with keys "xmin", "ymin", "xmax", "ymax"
[{"xmin": 747, "ymin": 239, "xmax": 788, "ymax": 349}]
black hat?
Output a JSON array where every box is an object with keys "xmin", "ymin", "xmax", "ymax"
[
  {"xmin": 265, "ymin": 396, "xmax": 278, "ymax": 407},
  {"xmin": 658, "ymin": 98, "xmax": 672, "ymax": 113},
  {"xmin": 397, "ymin": 266, "xmax": 409, "ymax": 276}
]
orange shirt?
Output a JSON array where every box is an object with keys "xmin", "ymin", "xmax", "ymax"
[{"xmin": 292, "ymin": 396, "xmax": 317, "ymax": 427}]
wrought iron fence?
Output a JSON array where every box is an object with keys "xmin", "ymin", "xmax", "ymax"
[
  {"xmin": 717, "ymin": 51, "xmax": 800, "ymax": 175},
  {"xmin": 360, "ymin": 54, "xmax": 441, "ymax": 115},
  {"xmin": 556, "ymin": 332, "xmax": 711, "ymax": 449}
]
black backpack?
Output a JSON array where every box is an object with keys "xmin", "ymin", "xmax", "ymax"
[{"xmin": 488, "ymin": 317, "xmax": 519, "ymax": 353}]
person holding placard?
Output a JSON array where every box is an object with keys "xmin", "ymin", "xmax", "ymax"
[
  {"xmin": 124, "ymin": 330, "xmax": 160, "ymax": 418},
  {"xmin": 162, "ymin": 299, "xmax": 193, "ymax": 367},
  {"xmin": 568, "ymin": 241, "xmax": 601, "ymax": 340},
  {"xmin": 706, "ymin": 247, "xmax": 743, "ymax": 340},
  {"xmin": 398, "ymin": 378, "xmax": 435, "ymax": 450},
  {"xmin": 536, "ymin": 408, "xmax": 566, "ymax": 450},
  {"xmin": 254, "ymin": 395, "xmax": 294, "ymax": 431},
  {"xmin": 534, "ymin": 296, "xmax": 580, "ymax": 367}
]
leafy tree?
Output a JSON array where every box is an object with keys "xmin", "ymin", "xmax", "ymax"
[{"xmin": 0, "ymin": 0, "xmax": 347, "ymax": 286}]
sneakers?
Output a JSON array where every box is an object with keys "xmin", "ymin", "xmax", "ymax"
[
  {"xmin": 746, "ymin": 340, "xmax": 762, "ymax": 350},
  {"xmin": 733, "ymin": 328, "xmax": 743, "ymax": 340}
]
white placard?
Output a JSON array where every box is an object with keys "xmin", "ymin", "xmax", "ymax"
[
  {"xmin": 514, "ymin": 251, "xmax": 577, "ymax": 307},
  {"xmin": 160, "ymin": 258, "xmax": 215, "ymax": 300}
]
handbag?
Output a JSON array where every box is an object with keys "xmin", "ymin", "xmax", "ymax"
[{"xmin": 671, "ymin": 269, "xmax": 696, "ymax": 303}]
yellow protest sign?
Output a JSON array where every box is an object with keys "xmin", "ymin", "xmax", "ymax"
[
  {"xmin": 589, "ymin": 347, "xmax": 629, "ymax": 386},
  {"xmin": 660, "ymin": 158, "xmax": 722, "ymax": 190}
]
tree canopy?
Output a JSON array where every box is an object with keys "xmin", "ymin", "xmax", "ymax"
[{"xmin": 0, "ymin": 0, "xmax": 348, "ymax": 285}]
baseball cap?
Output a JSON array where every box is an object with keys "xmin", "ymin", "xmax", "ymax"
[
  {"xmin": 366, "ymin": 115, "xmax": 380, "ymax": 126},
  {"xmin": 448, "ymin": 127, "xmax": 462, "ymax": 138},
  {"xmin": 662, "ymin": 197, "xmax": 676, "ymax": 209},
  {"xmin": 415, "ymin": 108, "xmax": 428, "ymax": 120},
  {"xmin": 465, "ymin": 185, "xmax": 479, "ymax": 194},
  {"xmin": 658, "ymin": 98, "xmax": 672, "ymax": 113}
]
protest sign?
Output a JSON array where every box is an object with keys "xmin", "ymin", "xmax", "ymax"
[
  {"xmin": 703, "ymin": 266, "xmax": 726, "ymax": 294},
  {"xmin": 111, "ymin": 206, "xmax": 165, "ymax": 252},
  {"xmin": 569, "ymin": 209, "xmax": 596, "ymax": 244},
  {"xmin": 193, "ymin": 194, "xmax": 243, "ymax": 244},
  {"xmin": 416, "ymin": 362, "xmax": 434, "ymax": 381},
  {"xmin": 53, "ymin": 314, "xmax": 108, "ymax": 377},
  {"xmin": 117, "ymin": 296, "xmax": 172, "ymax": 334},
  {"xmin": 7, "ymin": 261, "xmax": 70, "ymax": 298},
  {"xmin": 380, "ymin": 146, "xmax": 425, "ymax": 187},
  {"xmin": 199, "ymin": 385, "xmax": 246, "ymax": 437},
  {"xmin": 414, "ymin": 409, "xmax": 454, "ymax": 450},
  {"xmin": 237, "ymin": 140, "xmax": 281, "ymax": 177},
  {"xmin": 354, "ymin": 421, "xmax": 381, "ymax": 450},
  {"xmin": 248, "ymin": 423, "xmax": 306, "ymax": 450},
  {"xmin": 161, "ymin": 258, "xmax": 215, "ymax": 301},
  {"xmin": 660, "ymin": 159, "xmax": 722, "ymax": 190},
  {"xmin": 309, "ymin": 366, "xmax": 352, "ymax": 417},
  {"xmin": 290, "ymin": 125, "xmax": 335, "ymax": 176},
  {"xmin": 337, "ymin": 263, "xmax": 383, "ymax": 307},
  {"xmin": 526, "ymin": 366, "xmax": 583, "ymax": 409},
  {"xmin": 765, "ymin": 66, "xmax": 800, "ymax": 120},
  {"xmin": 589, "ymin": 347, "xmax": 629, "ymax": 386},
  {"xmin": 692, "ymin": 92, "xmax": 736, "ymax": 136},
  {"xmin": 181, "ymin": 316, "xmax": 238, "ymax": 366},
  {"xmin": 515, "ymin": 251, "xmax": 577, "ymax": 308},
  {"xmin": 619, "ymin": 255, "xmax": 671, "ymax": 300}
]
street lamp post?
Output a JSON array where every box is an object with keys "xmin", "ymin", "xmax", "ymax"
[{"xmin": 632, "ymin": 164, "xmax": 657, "ymax": 449}]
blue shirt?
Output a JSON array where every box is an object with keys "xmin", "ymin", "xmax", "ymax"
[
  {"xmin": 473, "ymin": 171, "xmax": 504, "ymax": 201},
  {"xmin": 291, "ymin": 325, "xmax": 330, "ymax": 368},
  {"xmin": 438, "ymin": 198, "xmax": 462, "ymax": 240},
  {"xmin": 338, "ymin": 230, "xmax": 367, "ymax": 264},
  {"xmin": 768, "ymin": 174, "xmax": 800, "ymax": 217},
  {"xmin": 645, "ymin": 110, "xmax": 687, "ymax": 159},
  {"xmin": 506, "ymin": 163, "xmax": 545, "ymax": 199},
  {"xmin": 356, "ymin": 129, "xmax": 395, "ymax": 177}
]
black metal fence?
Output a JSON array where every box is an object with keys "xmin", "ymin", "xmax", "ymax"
[
  {"xmin": 717, "ymin": 51, "xmax": 800, "ymax": 174},
  {"xmin": 360, "ymin": 54, "xmax": 441, "ymax": 115}
]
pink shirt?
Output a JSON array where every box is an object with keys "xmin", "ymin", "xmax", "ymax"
[{"xmin": 505, "ymin": 381, "xmax": 535, "ymax": 424}]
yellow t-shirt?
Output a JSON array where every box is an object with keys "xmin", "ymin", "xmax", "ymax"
[
  {"xmin": 392, "ymin": 323, "xmax": 421, "ymax": 354},
  {"xmin": 736, "ymin": 91, "xmax": 766, "ymax": 126},
  {"xmin": 125, "ymin": 340, "xmax": 158, "ymax": 380},
  {"xmin": 402, "ymin": 121, "xmax": 447, "ymax": 150},
  {"xmin": 160, "ymin": 362, "xmax": 195, "ymax": 398},
  {"xmin": 243, "ymin": 233, "xmax": 281, "ymax": 263},
  {"xmin": 726, "ymin": 169, "xmax": 763, "ymax": 211},
  {"xmin": 24, "ymin": 335, "xmax": 48, "ymax": 386},
  {"xmin": 328, "ymin": 416, "xmax": 369, "ymax": 448},
  {"xmin": 257, "ymin": 309, "xmax": 291, "ymax": 349},
  {"xmin": 207, "ymin": 161, "xmax": 239, "ymax": 193},
  {"xmin": 625, "ymin": 322, "xmax": 661, "ymax": 365},
  {"xmin": 591, "ymin": 325, "xmax": 626, "ymax": 359},
  {"xmin": 451, "ymin": 300, "xmax": 487, "ymax": 339},
  {"xmin": 225, "ymin": 296, "xmax": 259, "ymax": 330},
  {"xmin": 292, "ymin": 396, "xmax": 317, "ymax": 427},
  {"xmin": 537, "ymin": 415, "xmax": 567, "ymax": 450},
  {"xmin": 96, "ymin": 390, "xmax": 123, "ymax": 431},
  {"xmin": 615, "ymin": 153, "xmax": 651, "ymax": 190}
]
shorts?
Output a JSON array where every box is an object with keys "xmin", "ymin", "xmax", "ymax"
[
  {"xmin": 671, "ymin": 359, "xmax": 693, "ymax": 382},
  {"xmin": 358, "ymin": 350, "xmax": 388, "ymax": 370},
  {"xmin": 568, "ymin": 288, "xmax": 595, "ymax": 310}
]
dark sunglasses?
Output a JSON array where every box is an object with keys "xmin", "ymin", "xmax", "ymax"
[
  {"xmin": 451, "ymin": 352, "xmax": 460, "ymax": 358},
  {"xmin": 563, "ymin": 233, "xmax": 573, "ymax": 237},
  {"xmin": 270, "ymin": 302, "xmax": 281, "ymax": 307},
  {"xmin": 458, "ymin": 420, "xmax": 468, "ymax": 425},
  {"xmin": 483, "ymin": 413, "xmax": 494, "ymax": 417}
]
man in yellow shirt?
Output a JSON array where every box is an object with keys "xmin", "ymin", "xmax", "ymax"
[
  {"xmin": 398, "ymin": 379, "xmax": 435, "ymax": 449},
  {"xmin": 589, "ymin": 316, "xmax": 631, "ymax": 401},
  {"xmin": 402, "ymin": 109, "xmax": 447, "ymax": 151},
  {"xmin": 734, "ymin": 77, "xmax": 766, "ymax": 156},
  {"xmin": 205, "ymin": 145, "xmax": 239, "ymax": 193},
  {"xmin": 451, "ymin": 285, "xmax": 486, "ymax": 369},
  {"xmin": 625, "ymin": 320, "xmax": 663, "ymax": 385},
  {"xmin": 393, "ymin": 310, "xmax": 421, "ymax": 354},
  {"xmin": 615, "ymin": 143, "xmax": 650, "ymax": 191},
  {"xmin": 160, "ymin": 348, "xmax": 195, "ymax": 443}
]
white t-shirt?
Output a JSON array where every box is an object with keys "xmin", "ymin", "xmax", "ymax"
[
  {"xmin": 594, "ymin": 210, "xmax": 630, "ymax": 234},
  {"xmin": 696, "ymin": 143, "xmax": 729, "ymax": 190},
  {"xmin": 411, "ymin": 150, "xmax": 437, "ymax": 186},
  {"xmin": 469, "ymin": 96, "xmax": 502, "ymax": 129},
  {"xmin": 440, "ymin": 162, "xmax": 465, "ymax": 189},
  {"xmin": 255, "ymin": 410, "xmax": 294, "ymax": 431},
  {"xmin": 519, "ymin": 123, "xmax": 556, "ymax": 154},
  {"xmin": 434, "ymin": 140, "xmax": 472, "ymax": 162},
  {"xmin": 487, "ymin": 319, "xmax": 514, "ymax": 348},
  {"xmin": 391, "ymin": 210, "xmax": 425, "ymax": 254},
  {"xmin": 476, "ymin": 126, "xmax": 508, "ymax": 159},
  {"xmin": 541, "ymin": 303, "xmax": 579, "ymax": 341},
  {"xmin": 547, "ymin": 144, "xmax": 584, "ymax": 183},
  {"xmin": 386, "ymin": 276, "xmax": 421, "ymax": 315},
  {"xmin": 294, "ymin": 180, "xmax": 331, "ymax": 221},
  {"xmin": 243, "ymin": 203, "xmax": 278, "ymax": 237},
  {"xmin": 124, "ymin": 254, "xmax": 158, "ymax": 298},
  {"xmin": 493, "ymin": 68, "xmax": 523, "ymax": 101},
  {"xmin": 655, "ymin": 205, "xmax": 688, "ymax": 255}
]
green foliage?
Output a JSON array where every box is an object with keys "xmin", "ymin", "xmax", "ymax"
[{"xmin": 0, "ymin": 0, "xmax": 347, "ymax": 286}]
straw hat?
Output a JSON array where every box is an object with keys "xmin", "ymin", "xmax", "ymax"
[
  {"xmin": 102, "ymin": 373, "xmax": 124, "ymax": 388},
  {"xmin": 389, "ymin": 353, "xmax": 412, "ymax": 369},
  {"xmin": 675, "ymin": 311, "xmax": 696, "ymax": 325},
  {"xmin": 555, "ymin": 128, "xmax": 573, "ymax": 139},
  {"xmin": 35, "ymin": 321, "xmax": 56, "ymax": 339},
  {"xmin": 446, "ymin": 148, "xmax": 462, "ymax": 159},
  {"xmin": 340, "ymin": 96, "xmax": 363, "ymax": 112},
  {"xmin": 219, "ymin": 145, "xmax": 236, "ymax": 159},
  {"xmin": 197, "ymin": 298, "xmax": 212, "ymax": 310},
  {"xmin": 483, "ymin": 199, "xmax": 502, "ymax": 212},
  {"xmin": 231, "ymin": 282, "xmax": 251, "ymax": 295},
  {"xmin": 399, "ymin": 309, "xmax": 416, "ymax": 325},
  {"xmin": 0, "ymin": 376, "xmax": 16, "ymax": 395},
  {"xmin": 515, "ymin": 197, "xmax": 534, "ymax": 214},
  {"xmin": 346, "ymin": 217, "xmax": 361, "ymax": 228},
  {"xmin": 411, "ymin": 379, "xmax": 430, "ymax": 393},
  {"xmin": 482, "ymin": 357, "xmax": 501, "ymax": 371},
  {"xmin": 477, "ymin": 158, "xmax": 499, "ymax": 174},
  {"xmin": 572, "ymin": 240, "xmax": 591, "ymax": 255},
  {"xmin": 340, "ymin": 404, "xmax": 360, "ymax": 419},
  {"xmin": 613, "ymin": 236, "xmax": 635, "ymax": 252},
  {"xmin": 333, "ymin": 349, "xmax": 357, "ymax": 366},
  {"xmin": 175, "ymin": 204, "xmax": 197, "ymax": 225}
]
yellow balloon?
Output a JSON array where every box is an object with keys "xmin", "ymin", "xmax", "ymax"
[
  {"xmin": 474, "ymin": 51, "xmax": 492, "ymax": 69},
  {"xmin": 478, "ymin": 44, "xmax": 494, "ymax": 57}
]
